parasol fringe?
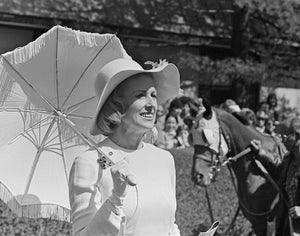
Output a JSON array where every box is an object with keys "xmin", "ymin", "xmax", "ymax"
[
  {"xmin": 74, "ymin": 30, "xmax": 98, "ymax": 47},
  {"xmin": 0, "ymin": 60, "xmax": 14, "ymax": 105},
  {"xmin": 12, "ymin": 35, "xmax": 46, "ymax": 65},
  {"xmin": 0, "ymin": 181, "xmax": 70, "ymax": 222}
]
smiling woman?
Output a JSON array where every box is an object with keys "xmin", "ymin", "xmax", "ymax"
[{"xmin": 68, "ymin": 58, "xmax": 183, "ymax": 236}]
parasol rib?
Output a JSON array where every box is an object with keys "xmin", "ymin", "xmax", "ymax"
[
  {"xmin": 1, "ymin": 56, "xmax": 58, "ymax": 114},
  {"xmin": 22, "ymin": 117, "xmax": 56, "ymax": 201},
  {"xmin": 62, "ymin": 116, "xmax": 114, "ymax": 165},
  {"xmin": 21, "ymin": 133, "xmax": 38, "ymax": 149},
  {"xmin": 55, "ymin": 27, "xmax": 60, "ymax": 109},
  {"xmin": 44, "ymin": 134, "xmax": 59, "ymax": 147},
  {"xmin": 61, "ymin": 34, "xmax": 116, "ymax": 108},
  {"xmin": 64, "ymin": 96, "xmax": 95, "ymax": 114},
  {"xmin": 57, "ymin": 119, "xmax": 69, "ymax": 183},
  {"xmin": 44, "ymin": 142, "xmax": 62, "ymax": 149},
  {"xmin": 44, "ymin": 149, "xmax": 63, "ymax": 156},
  {"xmin": 9, "ymin": 117, "xmax": 50, "ymax": 145},
  {"xmin": 0, "ymin": 107, "xmax": 52, "ymax": 114},
  {"xmin": 66, "ymin": 114, "xmax": 93, "ymax": 119},
  {"xmin": 30, "ymin": 128, "xmax": 39, "ymax": 146}
]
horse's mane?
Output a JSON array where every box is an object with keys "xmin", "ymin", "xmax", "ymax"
[
  {"xmin": 231, "ymin": 112, "xmax": 250, "ymax": 125},
  {"xmin": 215, "ymin": 108, "xmax": 286, "ymax": 160},
  {"xmin": 215, "ymin": 108, "xmax": 264, "ymax": 140}
]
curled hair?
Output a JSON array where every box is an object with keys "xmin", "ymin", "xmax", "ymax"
[{"xmin": 97, "ymin": 87, "xmax": 126, "ymax": 136}]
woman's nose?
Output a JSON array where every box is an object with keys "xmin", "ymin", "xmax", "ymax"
[{"xmin": 145, "ymin": 104, "xmax": 154, "ymax": 113}]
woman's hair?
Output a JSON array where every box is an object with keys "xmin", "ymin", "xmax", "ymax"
[
  {"xmin": 267, "ymin": 93, "xmax": 277, "ymax": 107},
  {"xmin": 96, "ymin": 83, "xmax": 127, "ymax": 136},
  {"xmin": 169, "ymin": 98, "xmax": 183, "ymax": 110},
  {"xmin": 165, "ymin": 112, "xmax": 179, "ymax": 124}
]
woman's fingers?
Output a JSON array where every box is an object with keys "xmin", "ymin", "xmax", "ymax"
[
  {"xmin": 126, "ymin": 174, "xmax": 137, "ymax": 186},
  {"xmin": 111, "ymin": 158, "xmax": 137, "ymax": 186}
]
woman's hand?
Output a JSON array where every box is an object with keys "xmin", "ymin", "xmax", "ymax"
[
  {"xmin": 289, "ymin": 206, "xmax": 300, "ymax": 219},
  {"xmin": 110, "ymin": 158, "xmax": 137, "ymax": 198},
  {"xmin": 250, "ymin": 139, "xmax": 262, "ymax": 155}
]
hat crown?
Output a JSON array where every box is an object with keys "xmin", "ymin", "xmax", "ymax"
[{"xmin": 94, "ymin": 58, "xmax": 143, "ymax": 98}]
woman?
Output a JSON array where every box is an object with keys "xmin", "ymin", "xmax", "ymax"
[
  {"xmin": 267, "ymin": 93, "xmax": 279, "ymax": 122},
  {"xmin": 155, "ymin": 113, "xmax": 184, "ymax": 149},
  {"xmin": 168, "ymin": 97, "xmax": 185, "ymax": 128},
  {"xmin": 250, "ymin": 131, "xmax": 300, "ymax": 235},
  {"xmin": 68, "ymin": 58, "xmax": 181, "ymax": 236}
]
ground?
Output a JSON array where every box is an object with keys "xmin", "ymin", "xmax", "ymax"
[{"xmin": 0, "ymin": 147, "xmax": 252, "ymax": 235}]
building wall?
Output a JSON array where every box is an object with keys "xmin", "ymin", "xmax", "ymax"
[{"xmin": 0, "ymin": 26, "xmax": 34, "ymax": 54}]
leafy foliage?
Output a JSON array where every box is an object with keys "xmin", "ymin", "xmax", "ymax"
[{"xmin": 236, "ymin": 0, "xmax": 300, "ymax": 38}]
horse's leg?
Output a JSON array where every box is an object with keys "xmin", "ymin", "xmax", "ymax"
[
  {"xmin": 266, "ymin": 217, "xmax": 276, "ymax": 236},
  {"xmin": 250, "ymin": 218, "xmax": 267, "ymax": 236}
]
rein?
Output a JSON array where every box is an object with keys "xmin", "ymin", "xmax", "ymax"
[{"xmin": 218, "ymin": 115, "xmax": 288, "ymax": 217}]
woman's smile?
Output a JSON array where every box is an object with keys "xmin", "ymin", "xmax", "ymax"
[{"xmin": 139, "ymin": 111, "xmax": 154, "ymax": 120}]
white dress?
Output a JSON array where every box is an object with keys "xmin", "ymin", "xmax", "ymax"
[{"xmin": 69, "ymin": 138, "xmax": 181, "ymax": 236}]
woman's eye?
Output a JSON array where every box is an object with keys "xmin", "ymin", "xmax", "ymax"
[
  {"xmin": 151, "ymin": 93, "xmax": 157, "ymax": 98},
  {"xmin": 135, "ymin": 93, "xmax": 145, "ymax": 98}
]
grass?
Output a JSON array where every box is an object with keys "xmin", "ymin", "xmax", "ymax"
[
  {"xmin": 0, "ymin": 148, "xmax": 252, "ymax": 235},
  {"xmin": 170, "ymin": 147, "xmax": 252, "ymax": 236}
]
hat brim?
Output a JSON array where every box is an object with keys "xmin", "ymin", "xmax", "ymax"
[{"xmin": 90, "ymin": 63, "xmax": 180, "ymax": 135}]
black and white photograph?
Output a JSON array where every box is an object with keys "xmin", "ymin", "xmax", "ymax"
[{"xmin": 0, "ymin": 1, "xmax": 299, "ymax": 235}]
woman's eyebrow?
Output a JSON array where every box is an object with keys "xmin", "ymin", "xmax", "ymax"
[
  {"xmin": 133, "ymin": 88, "xmax": 157, "ymax": 93},
  {"xmin": 134, "ymin": 89, "xmax": 149, "ymax": 93}
]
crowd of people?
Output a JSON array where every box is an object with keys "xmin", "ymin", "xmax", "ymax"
[
  {"xmin": 151, "ymin": 84, "xmax": 300, "ymax": 150},
  {"xmin": 150, "ymin": 80, "xmax": 202, "ymax": 149}
]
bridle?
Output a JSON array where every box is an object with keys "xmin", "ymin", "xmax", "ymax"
[{"xmin": 194, "ymin": 123, "xmax": 232, "ymax": 179}]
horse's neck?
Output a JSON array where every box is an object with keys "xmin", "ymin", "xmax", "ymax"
[
  {"xmin": 219, "ymin": 113, "xmax": 257, "ymax": 177},
  {"xmin": 220, "ymin": 114, "xmax": 252, "ymax": 154}
]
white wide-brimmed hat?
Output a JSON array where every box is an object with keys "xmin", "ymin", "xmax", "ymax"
[{"xmin": 90, "ymin": 58, "xmax": 180, "ymax": 135}]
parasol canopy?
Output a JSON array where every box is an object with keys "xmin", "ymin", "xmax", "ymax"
[{"xmin": 0, "ymin": 25, "xmax": 130, "ymax": 221}]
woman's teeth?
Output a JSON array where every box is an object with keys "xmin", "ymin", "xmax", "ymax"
[{"xmin": 140, "ymin": 113, "xmax": 153, "ymax": 118}]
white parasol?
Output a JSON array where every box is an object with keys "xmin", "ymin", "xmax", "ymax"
[{"xmin": 0, "ymin": 25, "xmax": 130, "ymax": 221}]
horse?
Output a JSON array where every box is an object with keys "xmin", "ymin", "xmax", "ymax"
[{"xmin": 190, "ymin": 101, "xmax": 287, "ymax": 236}]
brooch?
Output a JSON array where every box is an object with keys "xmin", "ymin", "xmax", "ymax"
[{"xmin": 97, "ymin": 152, "xmax": 113, "ymax": 169}]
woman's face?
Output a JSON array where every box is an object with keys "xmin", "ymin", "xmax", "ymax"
[
  {"xmin": 265, "ymin": 120, "xmax": 275, "ymax": 133},
  {"xmin": 157, "ymin": 105, "xmax": 164, "ymax": 117},
  {"xmin": 260, "ymin": 103, "xmax": 269, "ymax": 112},
  {"xmin": 183, "ymin": 104, "xmax": 190, "ymax": 116},
  {"xmin": 120, "ymin": 74, "xmax": 157, "ymax": 132},
  {"xmin": 165, "ymin": 116, "xmax": 178, "ymax": 132},
  {"xmin": 257, "ymin": 118, "xmax": 266, "ymax": 127}
]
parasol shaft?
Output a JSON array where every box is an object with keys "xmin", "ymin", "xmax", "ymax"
[
  {"xmin": 22, "ymin": 117, "xmax": 56, "ymax": 201},
  {"xmin": 56, "ymin": 119, "xmax": 69, "ymax": 184},
  {"xmin": 62, "ymin": 116, "xmax": 114, "ymax": 165}
]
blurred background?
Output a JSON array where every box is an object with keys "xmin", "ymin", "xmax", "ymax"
[{"xmin": 0, "ymin": 0, "xmax": 300, "ymax": 235}]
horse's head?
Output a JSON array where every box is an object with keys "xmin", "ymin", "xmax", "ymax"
[{"xmin": 191, "ymin": 101, "xmax": 229, "ymax": 187}]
